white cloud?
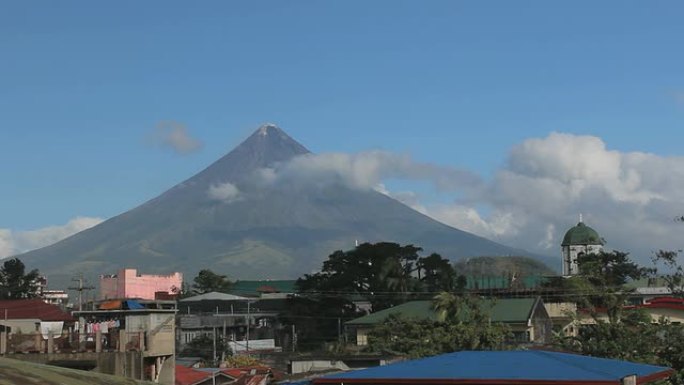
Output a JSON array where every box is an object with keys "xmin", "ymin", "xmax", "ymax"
[
  {"xmin": 427, "ymin": 133, "xmax": 684, "ymax": 261},
  {"xmin": 0, "ymin": 229, "xmax": 14, "ymax": 259},
  {"xmin": 208, "ymin": 182, "xmax": 241, "ymax": 202},
  {"xmin": 0, "ymin": 216, "xmax": 104, "ymax": 259},
  {"xmin": 261, "ymin": 132, "xmax": 684, "ymax": 264},
  {"xmin": 258, "ymin": 150, "xmax": 481, "ymax": 193},
  {"xmin": 150, "ymin": 121, "xmax": 203, "ymax": 155}
]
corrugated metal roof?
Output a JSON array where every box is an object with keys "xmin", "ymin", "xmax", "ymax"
[
  {"xmin": 314, "ymin": 351, "xmax": 673, "ymax": 385},
  {"xmin": 175, "ymin": 365, "xmax": 211, "ymax": 385},
  {"xmin": 0, "ymin": 299, "xmax": 74, "ymax": 322},
  {"xmin": 179, "ymin": 292, "xmax": 249, "ymax": 302},
  {"xmin": 346, "ymin": 298, "xmax": 538, "ymax": 325}
]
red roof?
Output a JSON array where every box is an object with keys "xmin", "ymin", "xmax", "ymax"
[
  {"xmin": 256, "ymin": 285, "xmax": 278, "ymax": 293},
  {"xmin": 234, "ymin": 374, "xmax": 268, "ymax": 385},
  {"xmin": 222, "ymin": 368, "xmax": 245, "ymax": 378},
  {"xmin": 175, "ymin": 365, "xmax": 211, "ymax": 385},
  {"xmin": 581, "ymin": 297, "xmax": 684, "ymax": 314},
  {"xmin": 0, "ymin": 299, "xmax": 74, "ymax": 322},
  {"xmin": 175, "ymin": 366, "xmax": 272, "ymax": 385},
  {"xmin": 639, "ymin": 297, "xmax": 684, "ymax": 311}
]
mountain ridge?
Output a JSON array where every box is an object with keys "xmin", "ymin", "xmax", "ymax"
[{"xmin": 17, "ymin": 124, "xmax": 555, "ymax": 287}]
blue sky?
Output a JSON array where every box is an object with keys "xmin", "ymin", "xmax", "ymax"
[{"xmin": 1, "ymin": 1, "xmax": 684, "ymax": 260}]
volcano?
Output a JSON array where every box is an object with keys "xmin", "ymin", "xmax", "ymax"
[{"xmin": 18, "ymin": 125, "xmax": 549, "ymax": 286}]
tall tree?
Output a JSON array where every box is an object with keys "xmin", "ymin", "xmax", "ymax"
[
  {"xmin": 543, "ymin": 250, "xmax": 647, "ymax": 323},
  {"xmin": 290, "ymin": 242, "xmax": 454, "ymax": 351},
  {"xmin": 297, "ymin": 242, "xmax": 424, "ymax": 311},
  {"xmin": 191, "ymin": 269, "xmax": 232, "ymax": 294},
  {"xmin": 417, "ymin": 253, "xmax": 463, "ymax": 292},
  {"xmin": 0, "ymin": 258, "xmax": 40, "ymax": 300}
]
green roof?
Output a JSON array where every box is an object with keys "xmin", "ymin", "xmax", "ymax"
[
  {"xmin": 624, "ymin": 277, "xmax": 669, "ymax": 289},
  {"xmin": 347, "ymin": 301, "xmax": 439, "ymax": 325},
  {"xmin": 561, "ymin": 222, "xmax": 603, "ymax": 246},
  {"xmin": 230, "ymin": 279, "xmax": 297, "ymax": 297},
  {"xmin": 346, "ymin": 298, "xmax": 539, "ymax": 326}
]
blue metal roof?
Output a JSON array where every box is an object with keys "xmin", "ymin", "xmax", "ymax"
[{"xmin": 314, "ymin": 351, "xmax": 672, "ymax": 385}]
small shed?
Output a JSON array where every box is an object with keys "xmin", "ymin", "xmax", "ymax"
[{"xmin": 313, "ymin": 350, "xmax": 673, "ymax": 385}]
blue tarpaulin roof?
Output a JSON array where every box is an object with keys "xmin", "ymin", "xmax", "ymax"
[
  {"xmin": 124, "ymin": 300, "xmax": 144, "ymax": 309},
  {"xmin": 314, "ymin": 351, "xmax": 673, "ymax": 385}
]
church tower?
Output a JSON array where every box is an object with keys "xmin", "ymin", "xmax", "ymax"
[{"xmin": 561, "ymin": 216, "xmax": 604, "ymax": 276}]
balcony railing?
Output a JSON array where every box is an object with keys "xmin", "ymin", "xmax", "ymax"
[{"xmin": 0, "ymin": 330, "xmax": 150, "ymax": 354}]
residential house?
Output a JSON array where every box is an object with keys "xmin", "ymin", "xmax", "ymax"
[
  {"xmin": 177, "ymin": 291, "xmax": 288, "ymax": 353},
  {"xmin": 578, "ymin": 296, "xmax": 684, "ymax": 325},
  {"xmin": 0, "ymin": 299, "xmax": 76, "ymax": 353},
  {"xmin": 624, "ymin": 277, "xmax": 678, "ymax": 304},
  {"xmin": 175, "ymin": 365, "xmax": 274, "ymax": 385},
  {"xmin": 346, "ymin": 297, "xmax": 552, "ymax": 346},
  {"xmin": 543, "ymin": 301, "xmax": 579, "ymax": 336},
  {"xmin": 75, "ymin": 299, "xmax": 177, "ymax": 384},
  {"xmin": 175, "ymin": 365, "xmax": 242, "ymax": 385}
]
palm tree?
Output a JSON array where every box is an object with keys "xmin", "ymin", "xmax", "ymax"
[{"xmin": 432, "ymin": 292, "xmax": 462, "ymax": 323}]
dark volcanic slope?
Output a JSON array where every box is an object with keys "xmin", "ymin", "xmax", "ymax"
[{"xmin": 19, "ymin": 125, "xmax": 552, "ymax": 286}]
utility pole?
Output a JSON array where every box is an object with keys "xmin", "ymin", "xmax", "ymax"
[
  {"xmin": 337, "ymin": 318, "xmax": 342, "ymax": 343},
  {"xmin": 245, "ymin": 300, "xmax": 251, "ymax": 354},
  {"xmin": 213, "ymin": 326, "xmax": 217, "ymax": 366},
  {"xmin": 68, "ymin": 275, "xmax": 95, "ymax": 311}
]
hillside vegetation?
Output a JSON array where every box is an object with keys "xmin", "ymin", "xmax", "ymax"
[{"xmin": 454, "ymin": 256, "xmax": 556, "ymax": 277}]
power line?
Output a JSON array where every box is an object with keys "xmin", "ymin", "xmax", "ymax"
[{"xmin": 67, "ymin": 274, "xmax": 95, "ymax": 311}]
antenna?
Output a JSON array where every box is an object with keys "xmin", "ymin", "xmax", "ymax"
[{"xmin": 68, "ymin": 274, "xmax": 95, "ymax": 311}]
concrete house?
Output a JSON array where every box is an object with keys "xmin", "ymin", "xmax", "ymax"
[{"xmin": 100, "ymin": 268, "xmax": 183, "ymax": 300}]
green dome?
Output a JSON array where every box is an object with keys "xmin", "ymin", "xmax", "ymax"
[{"xmin": 561, "ymin": 222, "xmax": 604, "ymax": 246}]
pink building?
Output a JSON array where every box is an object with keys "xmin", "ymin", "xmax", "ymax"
[{"xmin": 100, "ymin": 268, "xmax": 183, "ymax": 300}]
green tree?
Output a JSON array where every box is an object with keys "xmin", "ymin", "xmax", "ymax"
[
  {"xmin": 191, "ymin": 269, "xmax": 232, "ymax": 295},
  {"xmin": 0, "ymin": 258, "xmax": 40, "ymax": 300},
  {"xmin": 297, "ymin": 242, "xmax": 448, "ymax": 311},
  {"xmin": 289, "ymin": 242, "xmax": 433, "ymax": 351},
  {"xmin": 651, "ymin": 249, "xmax": 684, "ymax": 297},
  {"xmin": 280, "ymin": 294, "xmax": 361, "ymax": 351},
  {"xmin": 555, "ymin": 313, "xmax": 684, "ymax": 384},
  {"xmin": 577, "ymin": 250, "xmax": 648, "ymax": 323},
  {"xmin": 550, "ymin": 249, "xmax": 684, "ymax": 384},
  {"xmin": 290, "ymin": 243, "xmax": 467, "ymax": 351},
  {"xmin": 417, "ymin": 253, "xmax": 463, "ymax": 293},
  {"xmin": 543, "ymin": 250, "xmax": 647, "ymax": 323}
]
